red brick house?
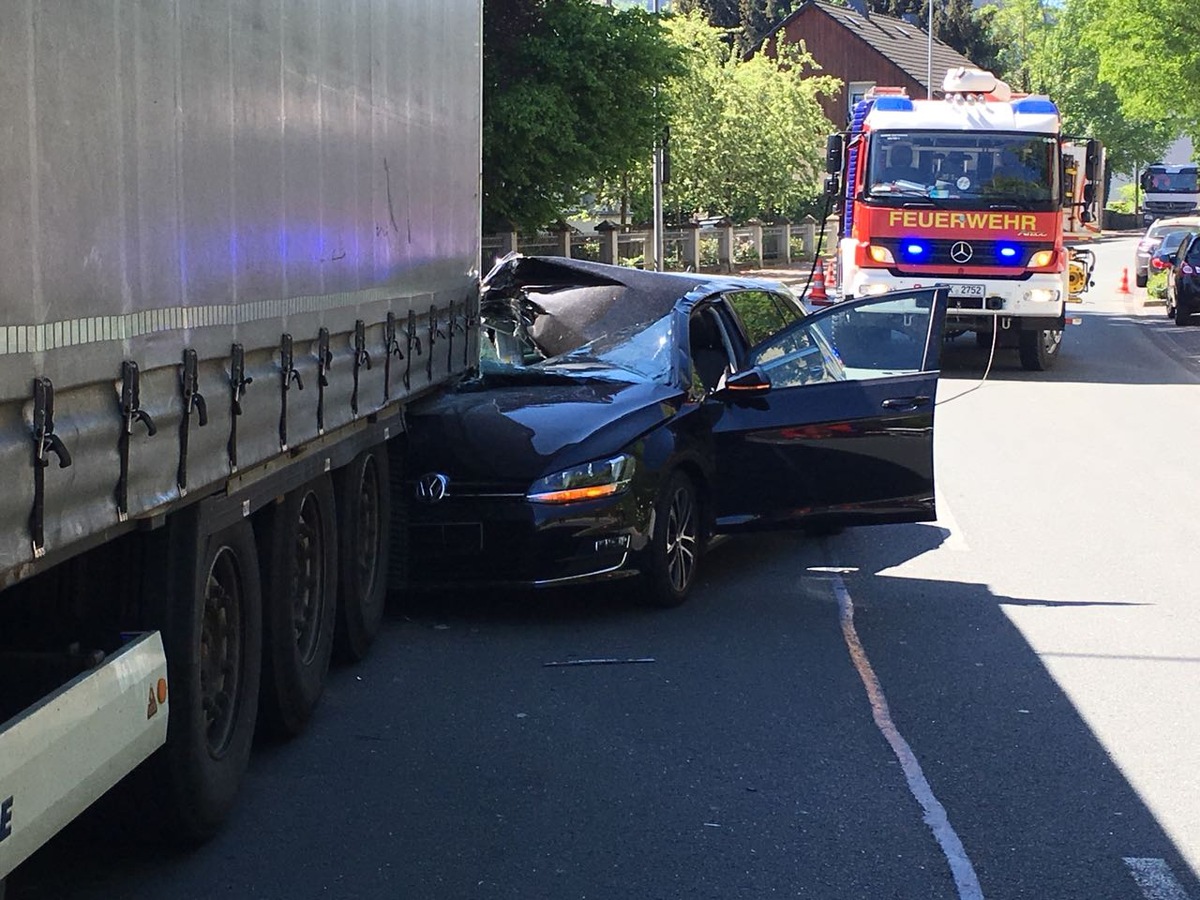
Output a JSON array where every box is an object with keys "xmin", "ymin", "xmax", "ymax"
[{"xmin": 759, "ymin": 0, "xmax": 978, "ymax": 127}]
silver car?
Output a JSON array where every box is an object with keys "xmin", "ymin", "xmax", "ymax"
[{"xmin": 1136, "ymin": 216, "xmax": 1200, "ymax": 287}]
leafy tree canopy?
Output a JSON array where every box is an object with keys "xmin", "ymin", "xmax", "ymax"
[
  {"xmin": 608, "ymin": 11, "xmax": 838, "ymax": 222},
  {"xmin": 1080, "ymin": 0, "xmax": 1200, "ymax": 147},
  {"xmin": 482, "ymin": 0, "xmax": 684, "ymax": 231}
]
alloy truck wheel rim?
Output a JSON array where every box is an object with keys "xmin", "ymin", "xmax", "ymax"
[
  {"xmin": 201, "ymin": 545, "xmax": 244, "ymax": 758},
  {"xmin": 291, "ymin": 491, "xmax": 326, "ymax": 663},
  {"xmin": 665, "ymin": 485, "xmax": 699, "ymax": 593},
  {"xmin": 355, "ymin": 457, "xmax": 382, "ymax": 599}
]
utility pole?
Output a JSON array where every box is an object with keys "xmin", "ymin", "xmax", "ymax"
[
  {"xmin": 651, "ymin": 0, "xmax": 664, "ymax": 270},
  {"xmin": 927, "ymin": 0, "xmax": 933, "ymax": 99}
]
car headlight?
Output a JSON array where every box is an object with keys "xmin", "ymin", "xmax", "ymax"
[{"xmin": 527, "ymin": 454, "xmax": 636, "ymax": 504}]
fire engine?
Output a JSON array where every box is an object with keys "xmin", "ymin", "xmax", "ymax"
[{"xmin": 824, "ymin": 67, "xmax": 1102, "ymax": 370}]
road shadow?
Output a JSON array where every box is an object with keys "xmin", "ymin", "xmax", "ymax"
[
  {"xmin": 9, "ymin": 525, "xmax": 1199, "ymax": 900},
  {"xmin": 939, "ymin": 306, "xmax": 1200, "ymax": 385}
]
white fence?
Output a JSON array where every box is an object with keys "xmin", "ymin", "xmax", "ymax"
[{"xmin": 482, "ymin": 216, "xmax": 837, "ymax": 273}]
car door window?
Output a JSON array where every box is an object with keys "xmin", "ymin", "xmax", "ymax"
[
  {"xmin": 1186, "ymin": 234, "xmax": 1200, "ymax": 265},
  {"xmin": 724, "ymin": 290, "xmax": 805, "ymax": 346},
  {"xmin": 745, "ymin": 292, "xmax": 941, "ymax": 387}
]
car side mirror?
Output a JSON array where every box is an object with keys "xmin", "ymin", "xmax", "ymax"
[
  {"xmin": 825, "ymin": 174, "xmax": 841, "ymax": 197},
  {"xmin": 717, "ymin": 367, "xmax": 771, "ymax": 395}
]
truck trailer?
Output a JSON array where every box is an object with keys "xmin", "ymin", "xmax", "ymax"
[
  {"xmin": 824, "ymin": 67, "xmax": 1101, "ymax": 370},
  {"xmin": 0, "ymin": 1, "xmax": 481, "ymax": 888}
]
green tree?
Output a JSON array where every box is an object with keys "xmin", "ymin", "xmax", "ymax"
[
  {"xmin": 613, "ymin": 11, "xmax": 837, "ymax": 222},
  {"xmin": 1033, "ymin": 0, "xmax": 1174, "ymax": 180},
  {"xmin": 863, "ymin": 0, "xmax": 1000, "ymax": 71},
  {"xmin": 482, "ymin": 0, "xmax": 684, "ymax": 231},
  {"xmin": 1081, "ymin": 0, "xmax": 1200, "ymax": 146}
]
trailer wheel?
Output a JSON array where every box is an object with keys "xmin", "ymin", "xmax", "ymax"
[
  {"xmin": 259, "ymin": 475, "xmax": 338, "ymax": 737},
  {"xmin": 1018, "ymin": 327, "xmax": 1062, "ymax": 371},
  {"xmin": 333, "ymin": 446, "xmax": 391, "ymax": 662},
  {"xmin": 158, "ymin": 516, "xmax": 263, "ymax": 842}
]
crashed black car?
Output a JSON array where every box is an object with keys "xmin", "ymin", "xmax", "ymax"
[{"xmin": 404, "ymin": 255, "xmax": 949, "ymax": 606}]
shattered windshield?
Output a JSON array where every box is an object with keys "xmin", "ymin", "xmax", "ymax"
[
  {"xmin": 865, "ymin": 131, "xmax": 1058, "ymax": 209},
  {"xmin": 480, "ymin": 297, "xmax": 675, "ymax": 383}
]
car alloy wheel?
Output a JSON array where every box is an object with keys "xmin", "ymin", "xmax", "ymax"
[{"xmin": 642, "ymin": 471, "xmax": 701, "ymax": 608}]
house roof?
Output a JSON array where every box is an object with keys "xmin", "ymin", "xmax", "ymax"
[{"xmin": 763, "ymin": 0, "xmax": 978, "ymax": 97}]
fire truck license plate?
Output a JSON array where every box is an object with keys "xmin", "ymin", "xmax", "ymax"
[{"xmin": 948, "ymin": 284, "xmax": 985, "ymax": 298}]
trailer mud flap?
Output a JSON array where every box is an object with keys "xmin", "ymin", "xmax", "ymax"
[{"xmin": 0, "ymin": 633, "xmax": 168, "ymax": 881}]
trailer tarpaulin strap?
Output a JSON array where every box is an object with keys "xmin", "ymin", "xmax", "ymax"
[
  {"xmin": 177, "ymin": 348, "xmax": 208, "ymax": 493},
  {"xmin": 117, "ymin": 360, "xmax": 157, "ymax": 522},
  {"xmin": 384, "ymin": 311, "xmax": 404, "ymax": 402},
  {"xmin": 351, "ymin": 319, "xmax": 372, "ymax": 417},
  {"xmin": 228, "ymin": 343, "xmax": 252, "ymax": 472},
  {"xmin": 279, "ymin": 333, "xmax": 303, "ymax": 451},
  {"xmin": 30, "ymin": 377, "xmax": 72, "ymax": 556}
]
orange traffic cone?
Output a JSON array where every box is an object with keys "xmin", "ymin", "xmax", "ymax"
[
  {"xmin": 825, "ymin": 256, "xmax": 838, "ymax": 289},
  {"xmin": 807, "ymin": 263, "xmax": 829, "ymax": 306},
  {"xmin": 1118, "ymin": 267, "xmax": 1131, "ymax": 294}
]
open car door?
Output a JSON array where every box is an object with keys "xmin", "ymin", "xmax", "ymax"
[{"xmin": 710, "ymin": 287, "xmax": 948, "ymax": 532}]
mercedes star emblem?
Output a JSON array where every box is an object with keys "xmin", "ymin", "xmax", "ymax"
[
  {"xmin": 416, "ymin": 472, "xmax": 449, "ymax": 503},
  {"xmin": 950, "ymin": 241, "xmax": 974, "ymax": 264}
]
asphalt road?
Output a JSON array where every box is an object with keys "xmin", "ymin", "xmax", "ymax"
[{"xmin": 10, "ymin": 235, "xmax": 1200, "ymax": 900}]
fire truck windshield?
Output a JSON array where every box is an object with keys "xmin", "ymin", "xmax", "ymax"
[{"xmin": 865, "ymin": 132, "xmax": 1058, "ymax": 209}]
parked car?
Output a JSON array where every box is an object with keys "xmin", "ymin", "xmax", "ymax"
[
  {"xmin": 1147, "ymin": 229, "xmax": 1193, "ymax": 299},
  {"xmin": 1135, "ymin": 215, "xmax": 1200, "ymax": 287},
  {"xmin": 1166, "ymin": 231, "xmax": 1200, "ymax": 325},
  {"xmin": 402, "ymin": 254, "xmax": 949, "ymax": 606}
]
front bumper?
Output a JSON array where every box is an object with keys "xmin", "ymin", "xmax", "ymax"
[
  {"xmin": 407, "ymin": 489, "xmax": 652, "ymax": 589},
  {"xmin": 848, "ymin": 272, "xmax": 1065, "ymax": 331}
]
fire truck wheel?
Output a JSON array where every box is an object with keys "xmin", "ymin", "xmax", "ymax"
[
  {"xmin": 258, "ymin": 474, "xmax": 338, "ymax": 737},
  {"xmin": 333, "ymin": 445, "xmax": 391, "ymax": 662},
  {"xmin": 1019, "ymin": 327, "xmax": 1062, "ymax": 371}
]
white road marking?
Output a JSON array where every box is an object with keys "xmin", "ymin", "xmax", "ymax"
[
  {"xmin": 832, "ymin": 573, "xmax": 984, "ymax": 899},
  {"xmin": 1124, "ymin": 858, "xmax": 1195, "ymax": 900},
  {"xmin": 934, "ymin": 489, "xmax": 969, "ymax": 552}
]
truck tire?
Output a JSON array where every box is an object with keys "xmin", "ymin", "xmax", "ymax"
[
  {"xmin": 1019, "ymin": 327, "xmax": 1062, "ymax": 371},
  {"xmin": 333, "ymin": 445, "xmax": 391, "ymax": 662},
  {"xmin": 158, "ymin": 516, "xmax": 263, "ymax": 843},
  {"xmin": 259, "ymin": 475, "xmax": 338, "ymax": 737}
]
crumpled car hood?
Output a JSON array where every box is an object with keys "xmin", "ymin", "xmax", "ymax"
[{"xmin": 406, "ymin": 375, "xmax": 682, "ymax": 485}]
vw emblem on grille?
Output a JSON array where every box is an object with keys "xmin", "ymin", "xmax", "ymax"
[
  {"xmin": 416, "ymin": 472, "xmax": 449, "ymax": 503},
  {"xmin": 950, "ymin": 241, "xmax": 974, "ymax": 264}
]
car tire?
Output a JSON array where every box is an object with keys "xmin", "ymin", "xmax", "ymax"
[
  {"xmin": 1175, "ymin": 301, "xmax": 1191, "ymax": 326},
  {"xmin": 1019, "ymin": 327, "xmax": 1062, "ymax": 371},
  {"xmin": 641, "ymin": 471, "xmax": 702, "ymax": 608},
  {"xmin": 1136, "ymin": 272, "xmax": 1148, "ymax": 289},
  {"xmin": 258, "ymin": 475, "xmax": 338, "ymax": 738}
]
